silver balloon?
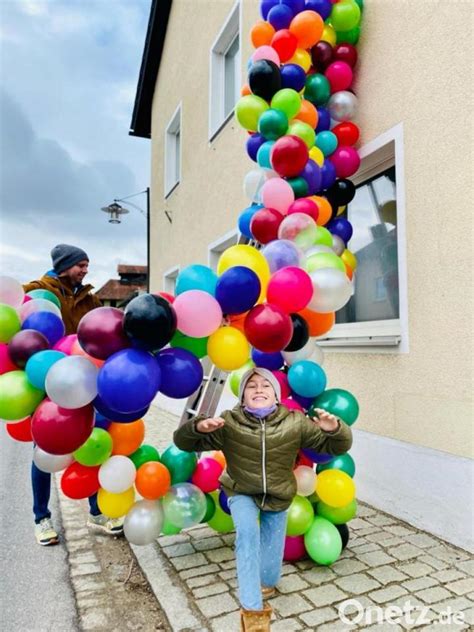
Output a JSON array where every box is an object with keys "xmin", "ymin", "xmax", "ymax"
[
  {"xmin": 332, "ymin": 235, "xmax": 346, "ymax": 256},
  {"xmin": 308, "ymin": 268, "xmax": 353, "ymax": 313},
  {"xmin": 33, "ymin": 446, "xmax": 74, "ymax": 473},
  {"xmin": 328, "ymin": 91, "xmax": 358, "ymax": 122},
  {"xmin": 45, "ymin": 355, "xmax": 98, "ymax": 408},
  {"xmin": 243, "ymin": 169, "xmax": 266, "ymax": 203},
  {"xmin": 124, "ymin": 500, "xmax": 164, "ymax": 546}
]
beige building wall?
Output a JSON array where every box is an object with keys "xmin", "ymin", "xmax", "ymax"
[{"xmin": 149, "ymin": 0, "xmax": 473, "ymax": 461}]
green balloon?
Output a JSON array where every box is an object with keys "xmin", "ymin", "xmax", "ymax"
[
  {"xmin": 287, "ymin": 177, "xmax": 309, "ymax": 199},
  {"xmin": 304, "ymin": 516, "xmax": 342, "ymax": 565},
  {"xmin": 201, "ymin": 493, "xmax": 216, "ymax": 523},
  {"xmin": 336, "ymin": 26, "xmax": 360, "ymax": 45},
  {"xmin": 314, "ymin": 226, "xmax": 333, "ymax": 247},
  {"xmin": 129, "ymin": 444, "xmax": 160, "ymax": 470},
  {"xmin": 26, "ymin": 289, "xmax": 61, "ymax": 309},
  {"xmin": 0, "ymin": 370, "xmax": 44, "ymax": 420},
  {"xmin": 0, "ymin": 303, "xmax": 21, "ymax": 343},
  {"xmin": 235, "ymin": 95, "xmax": 269, "ymax": 132},
  {"xmin": 354, "ymin": 0, "xmax": 364, "ymax": 11},
  {"xmin": 305, "ymin": 74, "xmax": 330, "ymax": 106},
  {"xmin": 288, "ymin": 121, "xmax": 316, "ymax": 150},
  {"xmin": 258, "ymin": 108, "xmax": 288, "ymax": 141},
  {"xmin": 331, "ymin": 0, "xmax": 361, "ymax": 32},
  {"xmin": 73, "ymin": 428, "xmax": 112, "ymax": 466},
  {"xmin": 161, "ymin": 519, "xmax": 181, "ymax": 535},
  {"xmin": 170, "ymin": 331, "xmax": 208, "ymax": 359},
  {"xmin": 207, "ymin": 492, "xmax": 234, "ymax": 533},
  {"xmin": 310, "ymin": 388, "xmax": 359, "ymax": 425},
  {"xmin": 270, "ymin": 89, "xmax": 301, "ymax": 120},
  {"xmin": 286, "ymin": 495, "xmax": 314, "ymax": 536},
  {"xmin": 316, "ymin": 499, "xmax": 357, "ymax": 524},
  {"xmin": 317, "ymin": 453, "xmax": 356, "ymax": 477},
  {"xmin": 161, "ymin": 444, "xmax": 197, "ymax": 484},
  {"xmin": 306, "ymin": 252, "xmax": 346, "ymax": 274},
  {"xmin": 229, "ymin": 359, "xmax": 255, "ymax": 397}
]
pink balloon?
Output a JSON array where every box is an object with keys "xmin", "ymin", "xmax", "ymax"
[
  {"xmin": 191, "ymin": 457, "xmax": 224, "ymax": 493},
  {"xmin": 284, "ymin": 535, "xmax": 307, "ymax": 561},
  {"xmin": 281, "ymin": 398, "xmax": 304, "ymax": 412},
  {"xmin": 272, "ymin": 370, "xmax": 291, "ymax": 399},
  {"xmin": 0, "ymin": 343, "xmax": 17, "ymax": 374},
  {"xmin": 325, "ymin": 61, "xmax": 353, "ymax": 93},
  {"xmin": 53, "ymin": 334, "xmax": 77, "ymax": 355},
  {"xmin": 287, "ymin": 198, "xmax": 319, "ymax": 222},
  {"xmin": 267, "ymin": 267, "xmax": 313, "ymax": 313},
  {"xmin": 261, "ymin": 178, "xmax": 295, "ymax": 214},
  {"xmin": 173, "ymin": 290, "xmax": 223, "ymax": 338},
  {"xmin": 329, "ymin": 146, "xmax": 361, "ymax": 178},
  {"xmin": 252, "ymin": 45, "xmax": 280, "ymax": 67},
  {"xmin": 22, "ymin": 295, "xmax": 33, "ymax": 304}
]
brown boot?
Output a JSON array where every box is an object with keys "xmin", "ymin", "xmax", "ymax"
[
  {"xmin": 240, "ymin": 603, "xmax": 272, "ymax": 631},
  {"xmin": 261, "ymin": 586, "xmax": 276, "ymax": 600}
]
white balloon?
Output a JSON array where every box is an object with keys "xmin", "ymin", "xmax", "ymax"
[
  {"xmin": 124, "ymin": 500, "xmax": 163, "ymax": 546},
  {"xmin": 243, "ymin": 169, "xmax": 266, "ymax": 203},
  {"xmin": 99, "ymin": 455, "xmax": 136, "ymax": 493},
  {"xmin": 0, "ymin": 276, "xmax": 24, "ymax": 308},
  {"xmin": 283, "ymin": 338, "xmax": 325, "ymax": 366},
  {"xmin": 308, "ymin": 268, "xmax": 353, "ymax": 313},
  {"xmin": 33, "ymin": 446, "xmax": 73, "ymax": 473},
  {"xmin": 19, "ymin": 298, "xmax": 62, "ymax": 322},
  {"xmin": 309, "ymin": 343, "xmax": 325, "ymax": 366},
  {"xmin": 45, "ymin": 356, "xmax": 98, "ymax": 408},
  {"xmin": 304, "ymin": 245, "xmax": 334, "ymax": 257},
  {"xmin": 294, "ymin": 466, "xmax": 316, "ymax": 497}
]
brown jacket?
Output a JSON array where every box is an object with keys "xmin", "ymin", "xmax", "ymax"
[{"xmin": 23, "ymin": 273, "xmax": 101, "ymax": 334}]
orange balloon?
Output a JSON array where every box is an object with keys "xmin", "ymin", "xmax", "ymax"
[
  {"xmin": 241, "ymin": 83, "xmax": 251, "ymax": 97},
  {"xmin": 227, "ymin": 311, "xmax": 248, "ymax": 334},
  {"xmin": 310, "ymin": 196, "xmax": 333, "ymax": 226},
  {"xmin": 212, "ymin": 451, "xmax": 227, "ymax": 469},
  {"xmin": 135, "ymin": 461, "xmax": 171, "ymax": 500},
  {"xmin": 344, "ymin": 263, "xmax": 354, "ymax": 280},
  {"xmin": 294, "ymin": 100, "xmax": 318, "ymax": 129},
  {"xmin": 71, "ymin": 339, "xmax": 104, "ymax": 368},
  {"xmin": 289, "ymin": 10, "xmax": 324, "ymax": 50},
  {"xmin": 298, "ymin": 308, "xmax": 335, "ymax": 337},
  {"xmin": 109, "ymin": 419, "xmax": 145, "ymax": 456},
  {"xmin": 250, "ymin": 20, "xmax": 275, "ymax": 48}
]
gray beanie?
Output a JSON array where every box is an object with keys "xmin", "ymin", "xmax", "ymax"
[
  {"xmin": 51, "ymin": 244, "xmax": 89, "ymax": 274},
  {"xmin": 238, "ymin": 367, "xmax": 281, "ymax": 404}
]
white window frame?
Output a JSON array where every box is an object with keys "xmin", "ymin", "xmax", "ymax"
[
  {"xmin": 208, "ymin": 229, "xmax": 239, "ymax": 271},
  {"xmin": 162, "ymin": 265, "xmax": 180, "ymax": 295},
  {"xmin": 318, "ymin": 123, "xmax": 409, "ymax": 354},
  {"xmin": 209, "ymin": 0, "xmax": 241, "ymax": 141},
  {"xmin": 164, "ymin": 103, "xmax": 182, "ymax": 198}
]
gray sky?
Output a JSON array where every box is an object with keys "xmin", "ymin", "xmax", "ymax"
[{"xmin": 0, "ymin": 0, "xmax": 152, "ymax": 289}]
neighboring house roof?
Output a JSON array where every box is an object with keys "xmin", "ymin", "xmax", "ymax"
[
  {"xmin": 130, "ymin": 0, "xmax": 173, "ymax": 139},
  {"xmin": 117, "ymin": 264, "xmax": 148, "ymax": 275},
  {"xmin": 95, "ymin": 280, "xmax": 145, "ymax": 301}
]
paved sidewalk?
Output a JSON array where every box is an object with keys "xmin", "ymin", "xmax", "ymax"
[{"xmin": 136, "ymin": 404, "xmax": 474, "ymax": 631}]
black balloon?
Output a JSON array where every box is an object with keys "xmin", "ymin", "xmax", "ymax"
[
  {"xmin": 335, "ymin": 523, "xmax": 350, "ymax": 550},
  {"xmin": 249, "ymin": 59, "xmax": 281, "ymax": 101},
  {"xmin": 325, "ymin": 178, "xmax": 356, "ymax": 215},
  {"xmin": 284, "ymin": 314, "xmax": 309, "ymax": 352},
  {"xmin": 311, "ymin": 41, "xmax": 334, "ymax": 72},
  {"xmin": 124, "ymin": 294, "xmax": 177, "ymax": 352}
]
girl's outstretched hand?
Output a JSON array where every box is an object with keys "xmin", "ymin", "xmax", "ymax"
[
  {"xmin": 196, "ymin": 417, "xmax": 225, "ymax": 433},
  {"xmin": 311, "ymin": 408, "xmax": 340, "ymax": 433}
]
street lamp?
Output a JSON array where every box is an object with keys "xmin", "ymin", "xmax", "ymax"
[{"xmin": 100, "ymin": 187, "xmax": 150, "ymax": 292}]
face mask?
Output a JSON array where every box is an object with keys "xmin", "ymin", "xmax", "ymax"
[{"xmin": 243, "ymin": 404, "xmax": 278, "ymax": 419}]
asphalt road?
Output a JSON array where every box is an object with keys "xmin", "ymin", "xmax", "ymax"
[{"xmin": 0, "ymin": 428, "xmax": 79, "ymax": 632}]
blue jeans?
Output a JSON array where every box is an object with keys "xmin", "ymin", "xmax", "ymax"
[
  {"xmin": 31, "ymin": 461, "xmax": 100, "ymax": 524},
  {"xmin": 228, "ymin": 494, "xmax": 288, "ymax": 610}
]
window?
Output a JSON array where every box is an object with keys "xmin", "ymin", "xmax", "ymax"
[
  {"xmin": 319, "ymin": 124, "xmax": 409, "ymax": 353},
  {"xmin": 208, "ymin": 229, "xmax": 239, "ymax": 271},
  {"xmin": 209, "ymin": 1, "xmax": 240, "ymax": 140},
  {"xmin": 164, "ymin": 104, "xmax": 181, "ymax": 197},
  {"xmin": 163, "ymin": 265, "xmax": 179, "ymax": 295}
]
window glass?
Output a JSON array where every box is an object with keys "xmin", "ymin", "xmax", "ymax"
[{"xmin": 224, "ymin": 34, "xmax": 239, "ymax": 117}]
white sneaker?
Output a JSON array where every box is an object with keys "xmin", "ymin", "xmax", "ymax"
[
  {"xmin": 35, "ymin": 518, "xmax": 59, "ymax": 546},
  {"xmin": 87, "ymin": 514, "xmax": 124, "ymax": 535}
]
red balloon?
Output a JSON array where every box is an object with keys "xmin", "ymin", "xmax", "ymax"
[
  {"xmin": 270, "ymin": 135, "xmax": 309, "ymax": 178},
  {"xmin": 267, "ymin": 267, "xmax": 313, "ymax": 313},
  {"xmin": 156, "ymin": 292, "xmax": 175, "ymax": 304},
  {"xmin": 0, "ymin": 343, "xmax": 18, "ymax": 374},
  {"xmin": 331, "ymin": 122, "xmax": 360, "ymax": 146},
  {"xmin": 271, "ymin": 29, "xmax": 298, "ymax": 63},
  {"xmin": 8, "ymin": 330, "xmax": 49, "ymax": 369},
  {"xmin": 325, "ymin": 61, "xmax": 353, "ymax": 93},
  {"xmin": 287, "ymin": 198, "xmax": 319, "ymax": 222},
  {"xmin": 244, "ymin": 304, "xmax": 293, "ymax": 353},
  {"xmin": 272, "ymin": 370, "xmax": 291, "ymax": 399},
  {"xmin": 31, "ymin": 399, "xmax": 94, "ymax": 455},
  {"xmin": 250, "ymin": 207, "xmax": 284, "ymax": 244},
  {"xmin": 77, "ymin": 307, "xmax": 130, "ymax": 360},
  {"xmin": 61, "ymin": 462, "xmax": 100, "ymax": 499},
  {"xmin": 6, "ymin": 416, "xmax": 33, "ymax": 442},
  {"xmin": 191, "ymin": 457, "xmax": 224, "ymax": 493},
  {"xmin": 296, "ymin": 450, "xmax": 314, "ymax": 468},
  {"xmin": 333, "ymin": 43, "xmax": 358, "ymax": 68}
]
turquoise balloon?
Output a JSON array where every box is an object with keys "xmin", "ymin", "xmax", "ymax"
[
  {"xmin": 304, "ymin": 516, "xmax": 342, "ymax": 565},
  {"xmin": 25, "ymin": 350, "xmax": 66, "ymax": 390},
  {"xmin": 257, "ymin": 140, "xmax": 275, "ymax": 169},
  {"xmin": 317, "ymin": 453, "xmax": 356, "ymax": 477},
  {"xmin": 286, "ymin": 495, "xmax": 314, "ymax": 536},
  {"xmin": 258, "ymin": 109, "xmax": 288, "ymax": 141},
  {"xmin": 288, "ymin": 360, "xmax": 327, "ymax": 399},
  {"xmin": 310, "ymin": 388, "xmax": 359, "ymax": 425},
  {"xmin": 26, "ymin": 289, "xmax": 61, "ymax": 309},
  {"xmin": 175, "ymin": 265, "xmax": 218, "ymax": 296},
  {"xmin": 315, "ymin": 131, "xmax": 338, "ymax": 157},
  {"xmin": 161, "ymin": 444, "xmax": 198, "ymax": 485}
]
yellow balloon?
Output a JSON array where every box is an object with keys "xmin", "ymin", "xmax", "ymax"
[
  {"xmin": 337, "ymin": 205, "xmax": 347, "ymax": 216},
  {"xmin": 207, "ymin": 326, "xmax": 250, "ymax": 372},
  {"xmin": 309, "ymin": 146, "xmax": 324, "ymax": 167},
  {"xmin": 315, "ymin": 470, "xmax": 355, "ymax": 508},
  {"xmin": 321, "ymin": 24, "xmax": 336, "ymax": 47},
  {"xmin": 217, "ymin": 245, "xmax": 270, "ymax": 299},
  {"xmin": 341, "ymin": 249, "xmax": 357, "ymax": 271},
  {"xmin": 98, "ymin": 487, "xmax": 135, "ymax": 518},
  {"xmin": 287, "ymin": 48, "xmax": 311, "ymax": 73}
]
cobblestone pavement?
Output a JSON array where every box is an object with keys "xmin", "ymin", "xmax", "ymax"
[{"xmin": 138, "ymin": 403, "xmax": 474, "ymax": 631}]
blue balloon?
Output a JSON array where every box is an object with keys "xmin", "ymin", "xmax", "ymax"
[
  {"xmin": 246, "ymin": 133, "xmax": 266, "ymax": 162},
  {"xmin": 156, "ymin": 348, "xmax": 204, "ymax": 399},
  {"xmin": 284, "ymin": 0, "xmax": 305, "ymax": 12},
  {"xmin": 288, "ymin": 360, "xmax": 327, "ymax": 398},
  {"xmin": 268, "ymin": 4, "xmax": 294, "ymax": 30},
  {"xmin": 238, "ymin": 204, "xmax": 262, "ymax": 239},
  {"xmin": 320, "ymin": 158, "xmax": 337, "ymax": 190},
  {"xmin": 22, "ymin": 312, "xmax": 65, "ymax": 346},
  {"xmin": 316, "ymin": 131, "xmax": 338, "ymax": 156},
  {"xmin": 175, "ymin": 264, "xmax": 218, "ymax": 296},
  {"xmin": 93, "ymin": 394, "xmax": 149, "ymax": 423},
  {"xmin": 94, "ymin": 411, "xmax": 112, "ymax": 430},
  {"xmin": 326, "ymin": 217, "xmax": 353, "ymax": 243},
  {"xmin": 25, "ymin": 350, "xmax": 65, "ymax": 390},
  {"xmin": 257, "ymin": 140, "xmax": 275, "ymax": 169},
  {"xmin": 280, "ymin": 64, "xmax": 306, "ymax": 92},
  {"xmin": 215, "ymin": 266, "xmax": 261, "ymax": 315},
  {"xmin": 251, "ymin": 349, "xmax": 284, "ymax": 371},
  {"xmin": 316, "ymin": 107, "xmax": 331, "ymax": 132},
  {"xmin": 305, "ymin": 0, "xmax": 332, "ymax": 20},
  {"xmin": 97, "ymin": 349, "xmax": 161, "ymax": 414},
  {"xmin": 260, "ymin": 0, "xmax": 279, "ymax": 20},
  {"xmin": 300, "ymin": 159, "xmax": 322, "ymax": 195},
  {"xmin": 219, "ymin": 490, "xmax": 231, "ymax": 515}
]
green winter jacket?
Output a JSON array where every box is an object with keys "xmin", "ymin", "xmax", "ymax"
[{"xmin": 173, "ymin": 404, "xmax": 353, "ymax": 512}]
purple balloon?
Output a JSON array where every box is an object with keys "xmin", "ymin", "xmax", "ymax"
[
  {"xmin": 262, "ymin": 239, "xmax": 302, "ymax": 273},
  {"xmin": 320, "ymin": 159, "xmax": 337, "ymax": 190},
  {"xmin": 251, "ymin": 349, "xmax": 284, "ymax": 371},
  {"xmin": 93, "ymin": 394, "xmax": 149, "ymax": 423},
  {"xmin": 326, "ymin": 217, "xmax": 354, "ymax": 243},
  {"xmin": 22, "ymin": 312, "xmax": 65, "ymax": 346},
  {"xmin": 283, "ymin": 0, "xmax": 305, "ymax": 13},
  {"xmin": 300, "ymin": 159, "xmax": 322, "ymax": 195},
  {"xmin": 77, "ymin": 307, "xmax": 130, "ymax": 360},
  {"xmin": 281, "ymin": 64, "xmax": 306, "ymax": 92},
  {"xmin": 268, "ymin": 4, "xmax": 294, "ymax": 30},
  {"xmin": 219, "ymin": 489, "xmax": 231, "ymax": 515},
  {"xmin": 302, "ymin": 448, "xmax": 333, "ymax": 464},
  {"xmin": 305, "ymin": 0, "xmax": 332, "ymax": 20},
  {"xmin": 316, "ymin": 107, "xmax": 331, "ymax": 132},
  {"xmin": 246, "ymin": 133, "xmax": 266, "ymax": 162},
  {"xmin": 292, "ymin": 392, "xmax": 314, "ymax": 410},
  {"xmin": 156, "ymin": 348, "xmax": 203, "ymax": 399},
  {"xmin": 261, "ymin": 0, "xmax": 279, "ymax": 20},
  {"xmin": 8, "ymin": 329, "xmax": 50, "ymax": 369}
]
